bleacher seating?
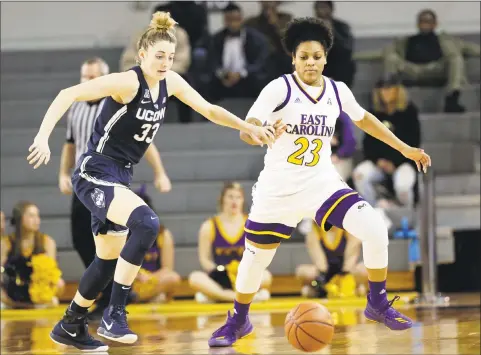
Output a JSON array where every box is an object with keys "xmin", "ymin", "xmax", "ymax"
[{"xmin": 1, "ymin": 34, "xmax": 479, "ymax": 282}]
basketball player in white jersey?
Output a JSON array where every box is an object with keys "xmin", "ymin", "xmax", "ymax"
[{"xmin": 208, "ymin": 17, "xmax": 431, "ymax": 347}]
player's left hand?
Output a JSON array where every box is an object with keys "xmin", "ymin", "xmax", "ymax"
[
  {"xmin": 154, "ymin": 173, "xmax": 172, "ymax": 193},
  {"xmin": 400, "ymin": 146, "xmax": 431, "ymax": 173},
  {"xmin": 27, "ymin": 135, "xmax": 51, "ymax": 169}
]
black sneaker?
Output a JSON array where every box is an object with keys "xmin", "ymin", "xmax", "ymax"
[{"xmin": 50, "ymin": 308, "xmax": 108, "ymax": 352}]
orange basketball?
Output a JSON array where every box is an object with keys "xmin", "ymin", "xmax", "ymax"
[{"xmin": 284, "ymin": 302, "xmax": 334, "ymax": 352}]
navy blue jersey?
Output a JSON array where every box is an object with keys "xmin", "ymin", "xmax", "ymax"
[{"xmin": 87, "ymin": 66, "xmax": 168, "ymax": 164}]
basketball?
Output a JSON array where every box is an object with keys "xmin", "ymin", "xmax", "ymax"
[{"xmin": 284, "ymin": 302, "xmax": 334, "ymax": 352}]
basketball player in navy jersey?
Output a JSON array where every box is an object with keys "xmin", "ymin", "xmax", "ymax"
[{"xmin": 27, "ymin": 12, "xmax": 278, "ymax": 352}]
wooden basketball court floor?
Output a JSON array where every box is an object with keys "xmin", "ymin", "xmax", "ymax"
[{"xmin": 1, "ymin": 293, "xmax": 479, "ymax": 354}]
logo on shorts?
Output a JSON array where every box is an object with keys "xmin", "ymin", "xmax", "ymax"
[
  {"xmin": 357, "ymin": 203, "xmax": 366, "ymax": 210},
  {"xmin": 91, "ymin": 188, "xmax": 106, "ymax": 208}
]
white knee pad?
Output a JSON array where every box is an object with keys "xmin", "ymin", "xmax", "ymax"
[
  {"xmin": 343, "ymin": 201, "xmax": 389, "ymax": 269},
  {"xmin": 235, "ymin": 243, "xmax": 277, "ymax": 294}
]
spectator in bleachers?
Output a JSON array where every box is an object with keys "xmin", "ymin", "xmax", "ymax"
[
  {"xmin": 314, "ymin": 1, "xmax": 356, "ymax": 88},
  {"xmin": 153, "ymin": 1, "xmax": 209, "ymax": 49},
  {"xmin": 189, "ymin": 182, "xmax": 271, "ymax": 303},
  {"xmin": 244, "ymin": 1, "xmax": 292, "ymax": 80},
  {"xmin": 353, "ymin": 76, "xmax": 421, "ymax": 208},
  {"xmin": 59, "ymin": 57, "xmax": 172, "ymax": 318},
  {"xmin": 296, "ymin": 221, "xmax": 367, "ymax": 298},
  {"xmin": 1, "ymin": 201, "xmax": 64, "ymax": 308},
  {"xmin": 131, "ymin": 185, "xmax": 181, "ymax": 303},
  {"xmin": 121, "ymin": 8, "xmax": 193, "ymax": 123},
  {"xmin": 382, "ymin": 9, "xmax": 481, "ymax": 113},
  {"xmin": 206, "ymin": 3, "xmax": 270, "ymax": 101}
]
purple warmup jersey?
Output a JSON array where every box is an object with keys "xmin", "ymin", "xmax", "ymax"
[
  {"xmin": 87, "ymin": 66, "xmax": 168, "ymax": 165},
  {"xmin": 211, "ymin": 216, "xmax": 246, "ymax": 266},
  {"xmin": 315, "ymin": 224, "xmax": 347, "ymax": 266}
]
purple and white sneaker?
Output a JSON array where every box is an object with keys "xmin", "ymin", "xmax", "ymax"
[
  {"xmin": 364, "ymin": 294, "xmax": 413, "ymax": 330},
  {"xmin": 208, "ymin": 311, "xmax": 254, "ymax": 347},
  {"xmin": 97, "ymin": 305, "xmax": 138, "ymax": 344}
]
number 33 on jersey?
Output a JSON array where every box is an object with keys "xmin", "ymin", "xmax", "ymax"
[{"xmin": 88, "ymin": 66, "xmax": 168, "ymax": 164}]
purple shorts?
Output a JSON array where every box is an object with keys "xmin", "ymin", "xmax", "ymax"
[{"xmin": 245, "ymin": 188, "xmax": 366, "ymax": 244}]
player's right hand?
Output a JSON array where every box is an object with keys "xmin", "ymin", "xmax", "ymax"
[
  {"xmin": 248, "ymin": 125, "xmax": 276, "ymax": 148},
  {"xmin": 27, "ymin": 135, "xmax": 51, "ymax": 169},
  {"xmin": 58, "ymin": 174, "xmax": 73, "ymax": 195},
  {"xmin": 272, "ymin": 119, "xmax": 287, "ymax": 139}
]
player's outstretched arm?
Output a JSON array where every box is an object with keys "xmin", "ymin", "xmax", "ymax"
[
  {"xmin": 353, "ymin": 111, "xmax": 431, "ymax": 173},
  {"xmin": 240, "ymin": 77, "xmax": 288, "ymax": 146},
  {"xmin": 336, "ymin": 81, "xmax": 431, "ymax": 173},
  {"xmin": 28, "ymin": 71, "xmax": 139, "ymax": 169},
  {"xmin": 165, "ymin": 71, "xmax": 275, "ymax": 148}
]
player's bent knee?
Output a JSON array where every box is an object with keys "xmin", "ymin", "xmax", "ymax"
[
  {"xmin": 162, "ymin": 271, "xmax": 181, "ymax": 286},
  {"xmin": 107, "ymin": 186, "xmax": 146, "ymax": 226},
  {"xmin": 120, "ymin": 206, "xmax": 160, "ymax": 265},
  {"xmin": 235, "ymin": 243, "xmax": 277, "ymax": 294},
  {"xmin": 347, "ymin": 204, "xmax": 389, "ymax": 269},
  {"xmin": 344, "ymin": 201, "xmax": 388, "ymax": 245}
]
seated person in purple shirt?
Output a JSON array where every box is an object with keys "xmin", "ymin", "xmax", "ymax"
[
  {"xmin": 188, "ymin": 182, "xmax": 272, "ymax": 303},
  {"xmin": 296, "ymin": 220, "xmax": 368, "ymax": 298}
]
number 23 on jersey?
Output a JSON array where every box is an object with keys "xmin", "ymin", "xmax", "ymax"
[{"xmin": 287, "ymin": 137, "xmax": 323, "ymax": 167}]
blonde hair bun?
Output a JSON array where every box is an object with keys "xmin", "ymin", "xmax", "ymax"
[{"xmin": 150, "ymin": 11, "xmax": 177, "ymax": 32}]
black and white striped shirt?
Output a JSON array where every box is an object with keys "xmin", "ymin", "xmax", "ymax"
[{"xmin": 66, "ymin": 100, "xmax": 105, "ymax": 163}]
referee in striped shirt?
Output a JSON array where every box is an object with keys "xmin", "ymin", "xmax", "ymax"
[{"xmin": 58, "ymin": 57, "xmax": 172, "ymax": 317}]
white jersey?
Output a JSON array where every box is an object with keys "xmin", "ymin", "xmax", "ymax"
[{"xmin": 247, "ymin": 72, "xmax": 365, "ymax": 196}]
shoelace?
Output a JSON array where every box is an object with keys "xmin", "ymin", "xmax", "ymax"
[
  {"xmin": 378, "ymin": 295, "xmax": 401, "ymax": 313},
  {"xmin": 212, "ymin": 312, "xmax": 242, "ymax": 338},
  {"xmin": 388, "ymin": 295, "xmax": 401, "ymax": 307},
  {"xmin": 111, "ymin": 305, "xmax": 130, "ymax": 329}
]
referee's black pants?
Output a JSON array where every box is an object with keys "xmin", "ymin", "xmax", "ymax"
[{"xmin": 71, "ymin": 193, "xmax": 112, "ymax": 306}]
